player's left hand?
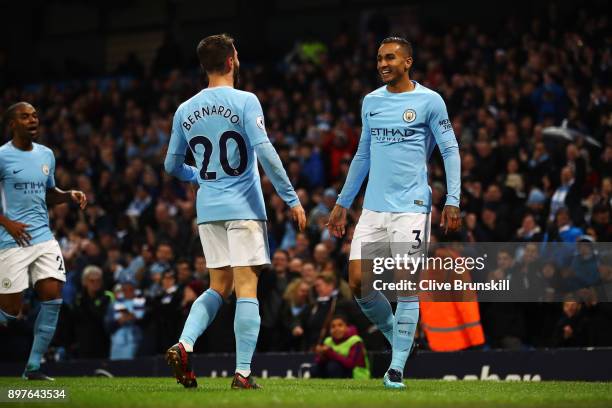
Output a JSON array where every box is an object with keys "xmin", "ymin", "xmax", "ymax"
[
  {"xmin": 327, "ymin": 204, "xmax": 347, "ymax": 238},
  {"xmin": 70, "ymin": 190, "xmax": 88, "ymax": 210},
  {"xmin": 440, "ymin": 205, "xmax": 461, "ymax": 234},
  {"xmin": 290, "ymin": 204, "xmax": 307, "ymax": 232}
]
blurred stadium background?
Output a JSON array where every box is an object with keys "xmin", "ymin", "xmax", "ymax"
[{"xmin": 0, "ymin": 0, "xmax": 610, "ymax": 381}]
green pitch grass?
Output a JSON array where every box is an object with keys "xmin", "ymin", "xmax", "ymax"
[{"xmin": 0, "ymin": 377, "xmax": 611, "ymax": 408}]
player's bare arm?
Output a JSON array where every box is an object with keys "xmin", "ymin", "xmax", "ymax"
[{"xmin": 46, "ymin": 188, "xmax": 88, "ymax": 210}]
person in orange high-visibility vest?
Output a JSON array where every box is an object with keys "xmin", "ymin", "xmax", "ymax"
[
  {"xmin": 419, "ymin": 246, "xmax": 485, "ymax": 351},
  {"xmin": 420, "ymin": 301, "xmax": 485, "ymax": 351}
]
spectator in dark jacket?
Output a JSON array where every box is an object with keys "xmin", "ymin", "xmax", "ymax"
[
  {"xmin": 150, "ymin": 270, "xmax": 183, "ymax": 354},
  {"xmin": 72, "ymin": 265, "xmax": 114, "ymax": 358},
  {"xmin": 552, "ymin": 296, "xmax": 588, "ymax": 347},
  {"xmin": 515, "ymin": 213, "xmax": 543, "ymax": 242},
  {"xmin": 280, "ymin": 278, "xmax": 312, "ymax": 351},
  {"xmin": 549, "ymin": 153, "xmax": 586, "ymax": 225},
  {"xmin": 257, "ymin": 250, "xmax": 297, "ymax": 351},
  {"xmin": 589, "ymin": 204, "xmax": 611, "ymax": 242},
  {"xmin": 297, "ymin": 273, "xmax": 360, "ymax": 350},
  {"xmin": 563, "ymin": 236, "xmax": 601, "ymax": 291}
]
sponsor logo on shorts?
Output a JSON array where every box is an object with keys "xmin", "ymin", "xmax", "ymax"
[{"xmin": 1, "ymin": 278, "xmax": 11, "ymax": 289}]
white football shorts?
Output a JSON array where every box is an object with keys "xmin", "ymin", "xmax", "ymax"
[
  {"xmin": 349, "ymin": 209, "xmax": 431, "ymax": 260},
  {"xmin": 0, "ymin": 239, "xmax": 66, "ymax": 294},
  {"xmin": 198, "ymin": 220, "xmax": 271, "ymax": 268}
]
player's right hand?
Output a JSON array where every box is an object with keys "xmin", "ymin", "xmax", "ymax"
[
  {"xmin": 3, "ymin": 220, "xmax": 31, "ymax": 246},
  {"xmin": 290, "ymin": 204, "xmax": 307, "ymax": 232},
  {"xmin": 440, "ymin": 205, "xmax": 462, "ymax": 234},
  {"xmin": 327, "ymin": 204, "xmax": 347, "ymax": 238}
]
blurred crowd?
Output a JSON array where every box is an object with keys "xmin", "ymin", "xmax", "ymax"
[{"xmin": 1, "ymin": 2, "xmax": 611, "ymax": 361}]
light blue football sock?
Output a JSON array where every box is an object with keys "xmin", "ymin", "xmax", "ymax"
[
  {"xmin": 389, "ymin": 296, "xmax": 419, "ymax": 374},
  {"xmin": 179, "ymin": 288, "xmax": 223, "ymax": 350},
  {"xmin": 234, "ymin": 298, "xmax": 260, "ymax": 375},
  {"xmin": 355, "ymin": 290, "xmax": 394, "ymax": 345},
  {"xmin": 25, "ymin": 299, "xmax": 62, "ymax": 372},
  {"xmin": 0, "ymin": 308, "xmax": 17, "ymax": 327}
]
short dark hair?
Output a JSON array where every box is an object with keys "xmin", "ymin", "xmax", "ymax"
[
  {"xmin": 381, "ymin": 36, "xmax": 413, "ymax": 57},
  {"xmin": 331, "ymin": 314, "xmax": 348, "ymax": 325},
  {"xmin": 197, "ymin": 34, "xmax": 235, "ymax": 74},
  {"xmin": 274, "ymin": 249, "xmax": 289, "ymax": 258},
  {"xmin": 2, "ymin": 102, "xmax": 30, "ymax": 138}
]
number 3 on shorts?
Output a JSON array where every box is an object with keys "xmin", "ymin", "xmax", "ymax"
[{"xmin": 412, "ymin": 230, "xmax": 421, "ymax": 249}]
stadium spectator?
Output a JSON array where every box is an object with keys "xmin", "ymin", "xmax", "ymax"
[
  {"xmin": 71, "ymin": 266, "xmax": 113, "ymax": 358},
  {"xmin": 589, "ymin": 203, "xmax": 611, "ymax": 242},
  {"xmin": 564, "ymin": 236, "xmax": 601, "ymax": 291},
  {"xmin": 258, "ymin": 266, "xmax": 291, "ymax": 352},
  {"xmin": 480, "ymin": 249, "xmax": 525, "ymax": 348},
  {"xmin": 147, "ymin": 270, "xmax": 183, "ymax": 354},
  {"xmin": 509, "ymin": 243, "xmax": 546, "ymax": 300},
  {"xmin": 281, "ymin": 279, "xmax": 312, "ymax": 351},
  {"xmin": 105, "ymin": 280, "xmax": 146, "ymax": 360},
  {"xmin": 515, "ymin": 213, "xmax": 544, "ymax": 242},
  {"xmin": 175, "ymin": 259, "xmax": 194, "ymax": 287},
  {"xmin": 301, "ymin": 262, "xmax": 318, "ymax": 286},
  {"xmin": 548, "ymin": 153, "xmax": 586, "ymax": 225},
  {"xmin": 545, "ymin": 207, "xmax": 584, "ymax": 245},
  {"xmin": 192, "ymin": 255, "xmax": 210, "ymax": 288},
  {"xmin": 312, "ymin": 315, "xmax": 370, "ymax": 379},
  {"xmin": 552, "ymin": 296, "xmax": 588, "ymax": 347},
  {"xmin": 524, "ymin": 188, "xmax": 548, "ymax": 229},
  {"xmin": 288, "ymin": 257, "xmax": 304, "ymax": 281},
  {"xmin": 296, "ymin": 273, "xmax": 361, "ymax": 351},
  {"xmin": 308, "ymin": 188, "xmax": 337, "ymax": 230}
]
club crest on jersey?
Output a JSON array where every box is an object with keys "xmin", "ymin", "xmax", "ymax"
[
  {"xmin": 403, "ymin": 109, "xmax": 416, "ymax": 123},
  {"xmin": 1, "ymin": 278, "xmax": 11, "ymax": 289},
  {"xmin": 256, "ymin": 116, "xmax": 265, "ymax": 130},
  {"xmin": 42, "ymin": 164, "xmax": 50, "ymax": 175}
]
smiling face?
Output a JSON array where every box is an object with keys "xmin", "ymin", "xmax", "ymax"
[
  {"xmin": 330, "ymin": 317, "xmax": 348, "ymax": 341},
  {"xmin": 9, "ymin": 103, "xmax": 39, "ymax": 141},
  {"xmin": 377, "ymin": 42, "xmax": 413, "ymax": 85}
]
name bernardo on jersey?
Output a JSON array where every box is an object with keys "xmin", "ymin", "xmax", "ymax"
[{"xmin": 182, "ymin": 105, "xmax": 240, "ymax": 131}]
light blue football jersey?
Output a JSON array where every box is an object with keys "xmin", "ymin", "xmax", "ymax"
[
  {"xmin": 167, "ymin": 86, "xmax": 273, "ymax": 223},
  {"xmin": 337, "ymin": 82, "xmax": 460, "ymax": 213},
  {"xmin": 0, "ymin": 142, "xmax": 56, "ymax": 249}
]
